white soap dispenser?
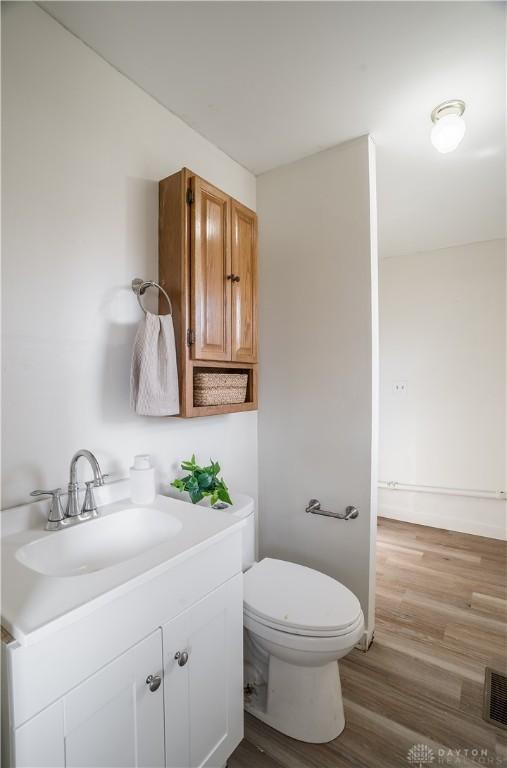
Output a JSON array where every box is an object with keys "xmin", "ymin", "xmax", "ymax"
[{"xmin": 130, "ymin": 454, "xmax": 156, "ymax": 505}]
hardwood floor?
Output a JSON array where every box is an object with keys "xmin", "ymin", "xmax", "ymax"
[{"xmin": 229, "ymin": 517, "xmax": 507, "ymax": 767}]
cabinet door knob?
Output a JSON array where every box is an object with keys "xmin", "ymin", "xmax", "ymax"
[
  {"xmin": 146, "ymin": 674, "xmax": 162, "ymax": 692},
  {"xmin": 174, "ymin": 650, "xmax": 189, "ymax": 667}
]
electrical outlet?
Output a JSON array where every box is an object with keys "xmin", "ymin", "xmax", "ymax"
[{"xmin": 393, "ymin": 381, "xmax": 407, "ymax": 395}]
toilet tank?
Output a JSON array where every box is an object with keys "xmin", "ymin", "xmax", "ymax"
[{"xmin": 225, "ymin": 493, "xmax": 255, "ymax": 571}]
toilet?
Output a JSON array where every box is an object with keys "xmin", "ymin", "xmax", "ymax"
[{"xmin": 227, "ymin": 494, "xmax": 365, "ymax": 744}]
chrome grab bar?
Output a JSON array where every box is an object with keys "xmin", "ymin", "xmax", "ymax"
[{"xmin": 305, "ymin": 499, "xmax": 359, "ymax": 521}]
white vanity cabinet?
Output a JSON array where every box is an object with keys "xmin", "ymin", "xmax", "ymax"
[
  {"xmin": 8, "ymin": 577, "xmax": 243, "ymax": 768},
  {"xmin": 2, "ymin": 508, "xmax": 245, "ymax": 768}
]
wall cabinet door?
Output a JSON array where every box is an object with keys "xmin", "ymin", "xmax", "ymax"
[
  {"xmin": 163, "ymin": 574, "xmax": 243, "ymax": 768},
  {"xmin": 231, "ymin": 200, "xmax": 258, "ymax": 363},
  {"xmin": 191, "ymin": 177, "xmax": 231, "ymax": 361},
  {"xmin": 64, "ymin": 629, "xmax": 165, "ymax": 768}
]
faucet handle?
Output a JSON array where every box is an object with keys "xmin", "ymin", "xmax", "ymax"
[
  {"xmin": 81, "ymin": 480, "xmax": 99, "ymax": 518},
  {"xmin": 89, "ymin": 472, "xmax": 108, "ymax": 488},
  {"xmin": 97, "ymin": 473, "xmax": 110, "ymax": 486},
  {"xmin": 31, "ymin": 488, "xmax": 62, "ymax": 498},
  {"xmin": 31, "ymin": 489, "xmax": 66, "ymax": 530}
]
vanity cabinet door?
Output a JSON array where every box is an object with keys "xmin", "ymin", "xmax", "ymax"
[
  {"xmin": 64, "ymin": 629, "xmax": 165, "ymax": 768},
  {"xmin": 231, "ymin": 200, "xmax": 258, "ymax": 363},
  {"xmin": 163, "ymin": 574, "xmax": 243, "ymax": 768},
  {"xmin": 12, "ymin": 700, "xmax": 65, "ymax": 768}
]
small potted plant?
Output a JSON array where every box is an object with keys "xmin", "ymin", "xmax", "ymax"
[{"xmin": 171, "ymin": 455, "xmax": 233, "ymax": 506}]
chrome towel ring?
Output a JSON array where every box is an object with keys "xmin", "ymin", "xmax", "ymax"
[{"xmin": 132, "ymin": 278, "xmax": 172, "ymax": 316}]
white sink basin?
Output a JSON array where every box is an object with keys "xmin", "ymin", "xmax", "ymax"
[{"xmin": 15, "ymin": 507, "xmax": 183, "ymax": 577}]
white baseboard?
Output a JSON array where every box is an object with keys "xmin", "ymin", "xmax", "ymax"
[{"xmin": 379, "ymin": 487, "xmax": 507, "ymax": 541}]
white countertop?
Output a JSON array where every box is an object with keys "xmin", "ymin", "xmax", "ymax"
[{"xmin": 1, "ymin": 481, "xmax": 244, "ymax": 646}]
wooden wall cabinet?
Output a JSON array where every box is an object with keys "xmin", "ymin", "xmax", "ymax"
[{"xmin": 159, "ymin": 168, "xmax": 258, "ymax": 417}]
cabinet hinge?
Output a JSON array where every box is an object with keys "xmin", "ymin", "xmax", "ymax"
[
  {"xmin": 186, "ymin": 328, "xmax": 195, "ymax": 346},
  {"xmin": 186, "ymin": 188, "xmax": 194, "ymax": 205}
]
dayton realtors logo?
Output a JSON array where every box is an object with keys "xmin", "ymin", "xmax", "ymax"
[
  {"xmin": 408, "ymin": 744, "xmax": 435, "ymax": 766},
  {"xmin": 407, "ymin": 744, "xmax": 505, "ymax": 766}
]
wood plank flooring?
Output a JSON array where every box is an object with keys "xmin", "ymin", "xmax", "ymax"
[{"xmin": 230, "ymin": 517, "xmax": 507, "ymax": 768}]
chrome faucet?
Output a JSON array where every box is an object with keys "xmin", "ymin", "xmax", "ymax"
[
  {"xmin": 66, "ymin": 449, "xmax": 105, "ymax": 519},
  {"xmin": 30, "ymin": 450, "xmax": 108, "ymax": 531}
]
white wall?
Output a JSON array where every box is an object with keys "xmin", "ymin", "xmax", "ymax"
[
  {"xmin": 379, "ymin": 239, "xmax": 507, "ymax": 539},
  {"xmin": 1, "ymin": 3, "xmax": 258, "ymax": 508},
  {"xmin": 257, "ymin": 137, "xmax": 378, "ymax": 642}
]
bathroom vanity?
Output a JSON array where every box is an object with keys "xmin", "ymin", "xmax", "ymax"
[{"xmin": 1, "ymin": 482, "xmax": 244, "ymax": 768}]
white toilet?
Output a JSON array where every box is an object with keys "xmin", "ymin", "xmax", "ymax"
[{"xmin": 227, "ymin": 494, "xmax": 364, "ymax": 744}]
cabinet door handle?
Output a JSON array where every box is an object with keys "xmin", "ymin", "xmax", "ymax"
[
  {"xmin": 146, "ymin": 674, "xmax": 162, "ymax": 692},
  {"xmin": 174, "ymin": 650, "xmax": 189, "ymax": 667}
]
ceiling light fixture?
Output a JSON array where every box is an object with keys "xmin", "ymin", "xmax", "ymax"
[{"xmin": 430, "ymin": 100, "xmax": 466, "ymax": 154}]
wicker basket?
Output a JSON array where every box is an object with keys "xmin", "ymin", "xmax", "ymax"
[{"xmin": 194, "ymin": 372, "xmax": 248, "ymax": 407}]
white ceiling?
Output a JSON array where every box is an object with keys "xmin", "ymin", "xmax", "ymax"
[{"xmin": 40, "ymin": 1, "xmax": 506, "ymax": 258}]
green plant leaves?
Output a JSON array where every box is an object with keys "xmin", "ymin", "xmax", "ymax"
[
  {"xmin": 197, "ymin": 472, "xmax": 212, "ymax": 488},
  {"xmin": 180, "ymin": 454, "xmax": 197, "ymax": 472},
  {"xmin": 170, "ymin": 456, "xmax": 233, "ymax": 506},
  {"xmin": 215, "ymin": 479, "xmax": 232, "ymax": 505}
]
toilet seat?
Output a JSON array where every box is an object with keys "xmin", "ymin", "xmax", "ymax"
[
  {"xmin": 244, "ymin": 558, "xmax": 362, "ymax": 638},
  {"xmin": 244, "ymin": 607, "xmax": 363, "ymax": 638},
  {"xmin": 244, "ymin": 609, "xmax": 364, "ymax": 651}
]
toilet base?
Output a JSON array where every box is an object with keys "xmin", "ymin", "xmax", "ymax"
[{"xmin": 245, "ymin": 655, "xmax": 345, "ymax": 744}]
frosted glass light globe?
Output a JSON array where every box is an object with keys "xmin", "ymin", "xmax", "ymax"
[{"xmin": 431, "ymin": 113, "xmax": 466, "ymax": 154}]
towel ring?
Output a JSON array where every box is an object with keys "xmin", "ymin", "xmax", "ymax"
[{"xmin": 132, "ymin": 279, "xmax": 172, "ymax": 316}]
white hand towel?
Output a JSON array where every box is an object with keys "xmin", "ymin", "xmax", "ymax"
[{"xmin": 130, "ymin": 313, "xmax": 179, "ymax": 416}]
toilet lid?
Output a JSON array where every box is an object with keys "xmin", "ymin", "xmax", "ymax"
[{"xmin": 243, "ymin": 558, "xmax": 362, "ymax": 636}]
